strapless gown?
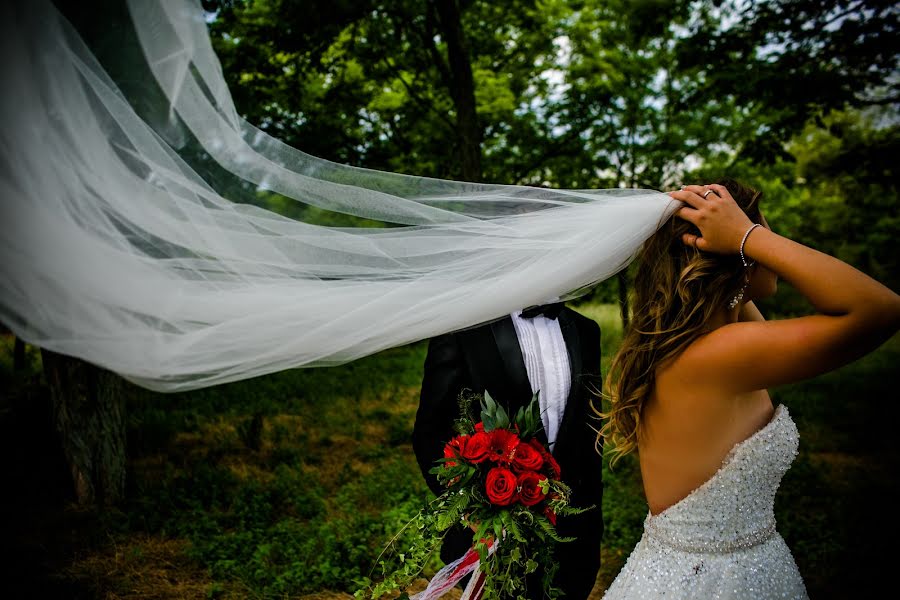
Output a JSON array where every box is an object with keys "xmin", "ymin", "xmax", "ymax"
[{"xmin": 602, "ymin": 404, "xmax": 809, "ymax": 599}]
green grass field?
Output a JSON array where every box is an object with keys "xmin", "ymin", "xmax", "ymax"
[{"xmin": 1, "ymin": 302, "xmax": 898, "ymax": 599}]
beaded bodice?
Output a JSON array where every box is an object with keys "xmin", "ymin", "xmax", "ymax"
[
  {"xmin": 603, "ymin": 404, "xmax": 808, "ymax": 599},
  {"xmin": 644, "ymin": 403, "xmax": 798, "ymax": 554}
]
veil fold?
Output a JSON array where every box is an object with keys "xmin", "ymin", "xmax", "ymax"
[{"xmin": 0, "ymin": 0, "xmax": 678, "ymax": 392}]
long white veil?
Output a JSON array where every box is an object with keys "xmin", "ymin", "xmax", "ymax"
[{"xmin": 0, "ymin": 0, "xmax": 678, "ymax": 392}]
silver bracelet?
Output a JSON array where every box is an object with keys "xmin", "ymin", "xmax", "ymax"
[{"xmin": 739, "ymin": 223, "xmax": 761, "ymax": 267}]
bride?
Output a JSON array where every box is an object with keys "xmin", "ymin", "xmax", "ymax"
[{"xmin": 598, "ymin": 180, "xmax": 900, "ymax": 598}]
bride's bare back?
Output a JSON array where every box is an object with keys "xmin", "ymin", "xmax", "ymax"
[{"xmin": 640, "ymin": 359, "xmax": 775, "ymax": 516}]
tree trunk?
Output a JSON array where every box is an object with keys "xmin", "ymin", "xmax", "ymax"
[
  {"xmin": 40, "ymin": 348, "xmax": 126, "ymax": 506},
  {"xmin": 617, "ymin": 270, "xmax": 630, "ymax": 330},
  {"xmin": 13, "ymin": 336, "xmax": 26, "ymax": 372},
  {"xmin": 434, "ymin": 0, "xmax": 483, "ymax": 182}
]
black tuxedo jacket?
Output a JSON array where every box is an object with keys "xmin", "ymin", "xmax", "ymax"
[{"xmin": 412, "ymin": 307, "xmax": 604, "ymax": 600}]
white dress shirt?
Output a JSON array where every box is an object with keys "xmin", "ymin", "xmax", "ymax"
[{"xmin": 510, "ymin": 309, "xmax": 571, "ymax": 451}]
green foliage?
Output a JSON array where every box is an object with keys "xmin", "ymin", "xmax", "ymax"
[
  {"xmin": 191, "ymin": 464, "xmax": 426, "ymax": 595},
  {"xmin": 678, "ymin": 0, "xmax": 899, "ymax": 163},
  {"xmin": 127, "ymin": 452, "xmax": 428, "ymax": 596},
  {"xmin": 207, "ymin": 1, "xmax": 897, "ymax": 196},
  {"xmin": 479, "ymin": 390, "xmax": 511, "ymax": 432},
  {"xmin": 770, "ymin": 335, "xmax": 900, "ymax": 597},
  {"xmin": 512, "ymin": 393, "xmax": 544, "ymax": 441},
  {"xmin": 599, "ymin": 453, "xmax": 645, "ymax": 552},
  {"xmin": 207, "ymin": 0, "xmax": 566, "ymax": 185},
  {"xmin": 108, "ymin": 341, "xmax": 433, "ymax": 596}
]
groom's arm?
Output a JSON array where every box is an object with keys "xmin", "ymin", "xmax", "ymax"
[
  {"xmin": 553, "ymin": 316, "xmax": 604, "ymax": 600},
  {"xmin": 413, "ymin": 332, "xmax": 469, "ymax": 496}
]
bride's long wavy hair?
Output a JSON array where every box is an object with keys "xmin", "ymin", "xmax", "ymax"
[{"xmin": 595, "ymin": 178, "xmax": 763, "ymax": 465}]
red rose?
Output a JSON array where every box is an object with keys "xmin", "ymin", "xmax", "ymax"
[
  {"xmin": 546, "ymin": 454, "xmax": 561, "ymax": 480},
  {"xmin": 474, "ymin": 422, "xmax": 485, "ymax": 433},
  {"xmin": 443, "ymin": 435, "xmax": 468, "ymax": 468},
  {"xmin": 511, "ymin": 441, "xmax": 543, "ymax": 472},
  {"xmin": 529, "ymin": 439, "xmax": 561, "ymax": 479},
  {"xmin": 461, "ymin": 431, "xmax": 491, "ymax": 463},
  {"xmin": 487, "ymin": 429, "xmax": 520, "ymax": 463},
  {"xmin": 485, "ymin": 466, "xmax": 518, "ymax": 506},
  {"xmin": 517, "ymin": 471, "xmax": 548, "ymax": 507},
  {"xmin": 543, "ymin": 505, "xmax": 557, "ymax": 525}
]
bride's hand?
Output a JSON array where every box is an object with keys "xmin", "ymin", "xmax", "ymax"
[{"xmin": 669, "ymin": 184, "xmax": 755, "ymax": 254}]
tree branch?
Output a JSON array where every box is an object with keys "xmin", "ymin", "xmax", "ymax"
[
  {"xmin": 422, "ymin": 6, "xmax": 454, "ymax": 92},
  {"xmin": 379, "ymin": 56, "xmax": 456, "ymax": 130}
]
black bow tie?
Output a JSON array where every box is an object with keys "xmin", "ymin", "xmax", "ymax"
[{"xmin": 520, "ymin": 302, "xmax": 565, "ymax": 320}]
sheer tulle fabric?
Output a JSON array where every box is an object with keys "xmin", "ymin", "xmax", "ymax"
[{"xmin": 0, "ymin": 0, "xmax": 678, "ymax": 392}]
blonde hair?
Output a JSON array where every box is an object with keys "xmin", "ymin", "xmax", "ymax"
[{"xmin": 595, "ymin": 179, "xmax": 762, "ymax": 465}]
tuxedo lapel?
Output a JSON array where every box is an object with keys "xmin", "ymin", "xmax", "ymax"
[
  {"xmin": 559, "ymin": 310, "xmax": 583, "ymax": 395},
  {"xmin": 489, "ymin": 317, "xmax": 533, "ymax": 411},
  {"xmin": 555, "ymin": 310, "xmax": 584, "ymax": 454}
]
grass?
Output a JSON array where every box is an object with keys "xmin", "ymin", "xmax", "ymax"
[{"xmin": 1, "ymin": 303, "xmax": 898, "ymax": 599}]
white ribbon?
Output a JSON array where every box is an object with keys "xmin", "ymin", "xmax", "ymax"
[{"xmin": 411, "ymin": 541, "xmax": 498, "ymax": 600}]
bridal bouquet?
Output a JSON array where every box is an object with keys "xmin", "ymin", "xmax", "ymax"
[{"xmin": 356, "ymin": 390, "xmax": 591, "ymax": 600}]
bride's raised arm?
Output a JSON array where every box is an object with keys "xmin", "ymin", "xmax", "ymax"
[{"xmin": 670, "ymin": 183, "xmax": 900, "ymax": 392}]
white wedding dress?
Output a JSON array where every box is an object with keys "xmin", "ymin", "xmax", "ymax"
[{"xmin": 603, "ymin": 404, "xmax": 809, "ymax": 599}]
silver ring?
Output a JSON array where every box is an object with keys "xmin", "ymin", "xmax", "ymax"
[{"xmin": 703, "ymin": 189, "xmax": 714, "ymax": 199}]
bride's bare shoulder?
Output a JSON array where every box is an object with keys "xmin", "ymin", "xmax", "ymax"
[
  {"xmin": 655, "ymin": 325, "xmax": 764, "ymax": 394},
  {"xmin": 656, "ymin": 330, "xmax": 720, "ymax": 370}
]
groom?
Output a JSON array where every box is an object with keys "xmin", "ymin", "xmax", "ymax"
[{"xmin": 413, "ymin": 301, "xmax": 604, "ymax": 599}]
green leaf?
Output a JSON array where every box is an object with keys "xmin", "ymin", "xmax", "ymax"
[
  {"xmin": 480, "ymin": 390, "xmax": 507, "ymax": 431},
  {"xmin": 505, "ymin": 515, "xmax": 526, "ymax": 543},
  {"xmin": 435, "ymin": 490, "xmax": 470, "ymax": 531},
  {"xmin": 534, "ymin": 513, "xmax": 576, "ymax": 543},
  {"xmin": 514, "ymin": 406, "xmax": 525, "ymax": 427}
]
